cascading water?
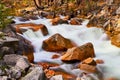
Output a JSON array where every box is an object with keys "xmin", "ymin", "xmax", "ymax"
[{"xmin": 14, "ymin": 16, "xmax": 120, "ymax": 79}]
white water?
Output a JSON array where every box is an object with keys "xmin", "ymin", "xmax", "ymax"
[{"xmin": 14, "ymin": 16, "xmax": 120, "ymax": 79}]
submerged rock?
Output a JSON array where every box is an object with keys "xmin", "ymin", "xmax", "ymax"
[
  {"xmin": 61, "ymin": 43, "xmax": 95, "ymax": 62},
  {"xmin": 42, "ymin": 33, "xmax": 74, "ymax": 51}
]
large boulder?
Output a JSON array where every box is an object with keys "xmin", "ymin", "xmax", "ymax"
[
  {"xmin": 61, "ymin": 43, "xmax": 95, "ymax": 62},
  {"xmin": 42, "ymin": 33, "xmax": 74, "ymax": 51}
]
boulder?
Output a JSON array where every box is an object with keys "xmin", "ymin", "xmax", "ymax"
[
  {"xmin": 21, "ymin": 67, "xmax": 46, "ymax": 80},
  {"xmin": 14, "ymin": 23, "xmax": 48, "ymax": 36},
  {"xmin": 70, "ymin": 18, "xmax": 83, "ymax": 25},
  {"xmin": 17, "ymin": 35, "xmax": 34, "ymax": 63},
  {"xmin": 15, "ymin": 57, "xmax": 30, "ymax": 70},
  {"xmin": 42, "ymin": 33, "xmax": 74, "ymax": 51},
  {"xmin": 50, "ymin": 75, "xmax": 63, "ymax": 80},
  {"xmin": 61, "ymin": 43, "xmax": 95, "ymax": 62}
]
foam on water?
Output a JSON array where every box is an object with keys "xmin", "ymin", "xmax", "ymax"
[{"xmin": 14, "ymin": 17, "xmax": 120, "ymax": 79}]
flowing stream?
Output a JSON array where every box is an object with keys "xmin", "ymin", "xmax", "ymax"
[{"xmin": 14, "ymin": 16, "xmax": 120, "ymax": 79}]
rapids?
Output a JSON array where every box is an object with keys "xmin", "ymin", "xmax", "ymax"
[{"xmin": 14, "ymin": 16, "xmax": 120, "ymax": 79}]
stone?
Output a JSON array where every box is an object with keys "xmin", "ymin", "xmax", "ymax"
[
  {"xmin": 51, "ymin": 17, "xmax": 68, "ymax": 25},
  {"xmin": 82, "ymin": 57, "xmax": 96, "ymax": 66},
  {"xmin": 0, "ymin": 37, "xmax": 19, "ymax": 51},
  {"xmin": 51, "ymin": 54, "xmax": 60, "ymax": 59},
  {"xmin": 16, "ymin": 57, "xmax": 30, "ymax": 70},
  {"xmin": 14, "ymin": 23, "xmax": 48, "ymax": 36},
  {"xmin": 42, "ymin": 33, "xmax": 74, "ymax": 51},
  {"xmin": 78, "ymin": 64, "xmax": 97, "ymax": 73},
  {"xmin": 44, "ymin": 69, "xmax": 55, "ymax": 78},
  {"xmin": 17, "ymin": 35, "xmax": 34, "ymax": 62},
  {"xmin": 61, "ymin": 43, "xmax": 95, "ymax": 62},
  {"xmin": 3, "ymin": 54, "xmax": 23, "ymax": 65},
  {"xmin": 111, "ymin": 34, "xmax": 120, "ymax": 47},
  {"xmin": 70, "ymin": 18, "xmax": 83, "ymax": 25},
  {"xmin": 95, "ymin": 59, "xmax": 104, "ymax": 64},
  {"xmin": 21, "ymin": 67, "xmax": 46, "ymax": 80},
  {"xmin": 50, "ymin": 75, "xmax": 63, "ymax": 80},
  {"xmin": 10, "ymin": 66, "xmax": 22, "ymax": 79}
]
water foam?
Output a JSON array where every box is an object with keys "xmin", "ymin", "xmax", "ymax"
[{"xmin": 15, "ymin": 17, "xmax": 120, "ymax": 79}]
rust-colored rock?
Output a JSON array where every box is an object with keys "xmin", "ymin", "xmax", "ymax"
[
  {"xmin": 82, "ymin": 57, "xmax": 96, "ymax": 66},
  {"xmin": 15, "ymin": 23, "xmax": 48, "ymax": 36},
  {"xmin": 52, "ymin": 54, "xmax": 60, "ymax": 59},
  {"xmin": 70, "ymin": 18, "xmax": 83, "ymax": 25},
  {"xmin": 111, "ymin": 34, "xmax": 120, "ymax": 47},
  {"xmin": 38, "ymin": 62, "xmax": 59, "ymax": 70},
  {"xmin": 78, "ymin": 64, "xmax": 97, "ymax": 73},
  {"xmin": 51, "ymin": 17, "xmax": 68, "ymax": 25},
  {"xmin": 96, "ymin": 59, "xmax": 104, "ymax": 64},
  {"xmin": 44, "ymin": 69, "xmax": 55, "ymax": 78},
  {"xmin": 42, "ymin": 33, "xmax": 74, "ymax": 51},
  {"xmin": 61, "ymin": 43, "xmax": 95, "ymax": 62}
]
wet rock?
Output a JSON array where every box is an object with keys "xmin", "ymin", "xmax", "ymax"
[
  {"xmin": 18, "ymin": 17, "xmax": 30, "ymax": 22},
  {"xmin": 70, "ymin": 18, "xmax": 83, "ymax": 25},
  {"xmin": 61, "ymin": 43, "xmax": 95, "ymax": 62},
  {"xmin": 78, "ymin": 64, "xmax": 97, "ymax": 73},
  {"xmin": 14, "ymin": 23, "xmax": 48, "ymax": 36},
  {"xmin": 42, "ymin": 33, "xmax": 74, "ymax": 51},
  {"xmin": 15, "ymin": 57, "xmax": 30, "ymax": 70},
  {"xmin": 82, "ymin": 57, "xmax": 96, "ymax": 66},
  {"xmin": 51, "ymin": 17, "xmax": 68, "ymax": 25},
  {"xmin": 21, "ymin": 67, "xmax": 46, "ymax": 80},
  {"xmin": 95, "ymin": 59, "xmax": 104, "ymax": 64},
  {"xmin": 44, "ymin": 69, "xmax": 55, "ymax": 79},
  {"xmin": 3, "ymin": 54, "xmax": 23, "ymax": 66},
  {"xmin": 51, "ymin": 54, "xmax": 60, "ymax": 59},
  {"xmin": 50, "ymin": 75, "xmax": 63, "ymax": 80},
  {"xmin": 27, "ymin": 16, "xmax": 39, "ymax": 20}
]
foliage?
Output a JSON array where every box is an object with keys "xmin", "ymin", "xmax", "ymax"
[{"xmin": 0, "ymin": 3, "xmax": 13, "ymax": 30}]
